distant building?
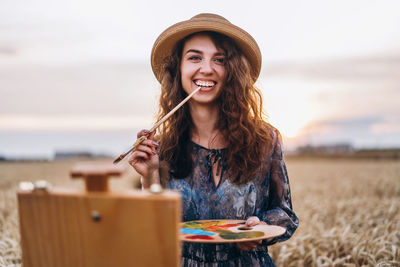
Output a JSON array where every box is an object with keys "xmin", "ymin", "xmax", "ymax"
[
  {"xmin": 297, "ymin": 143, "xmax": 354, "ymax": 154},
  {"xmin": 54, "ymin": 151, "xmax": 93, "ymax": 159}
]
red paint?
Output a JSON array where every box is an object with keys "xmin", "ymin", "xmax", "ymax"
[
  {"xmin": 221, "ymin": 223, "xmax": 240, "ymax": 228},
  {"xmin": 206, "ymin": 223, "xmax": 240, "ymax": 231},
  {"xmin": 186, "ymin": 235, "xmax": 214, "ymax": 240}
]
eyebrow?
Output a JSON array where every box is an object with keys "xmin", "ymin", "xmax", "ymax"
[
  {"xmin": 184, "ymin": 49, "xmax": 202, "ymax": 55},
  {"xmin": 184, "ymin": 49, "xmax": 225, "ymax": 56}
]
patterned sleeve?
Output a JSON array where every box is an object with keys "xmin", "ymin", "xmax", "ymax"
[{"xmin": 258, "ymin": 130, "xmax": 299, "ymax": 245}]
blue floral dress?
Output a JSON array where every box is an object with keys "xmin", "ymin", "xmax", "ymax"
[{"xmin": 168, "ymin": 129, "xmax": 298, "ymax": 267}]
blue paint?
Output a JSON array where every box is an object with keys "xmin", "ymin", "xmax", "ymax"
[{"xmin": 180, "ymin": 228, "xmax": 216, "ymax": 236}]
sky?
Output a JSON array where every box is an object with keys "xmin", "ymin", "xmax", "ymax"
[{"xmin": 1, "ymin": 0, "xmax": 400, "ymax": 158}]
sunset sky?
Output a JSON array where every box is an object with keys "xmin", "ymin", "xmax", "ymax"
[{"xmin": 1, "ymin": 0, "xmax": 399, "ymax": 158}]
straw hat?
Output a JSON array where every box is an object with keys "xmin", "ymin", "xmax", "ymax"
[{"xmin": 151, "ymin": 13, "xmax": 262, "ymax": 83}]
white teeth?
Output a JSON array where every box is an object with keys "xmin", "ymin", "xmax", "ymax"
[{"xmin": 195, "ymin": 80, "xmax": 215, "ymax": 87}]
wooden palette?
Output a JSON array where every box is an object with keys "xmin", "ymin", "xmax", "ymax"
[{"xmin": 180, "ymin": 219, "xmax": 286, "ymax": 243}]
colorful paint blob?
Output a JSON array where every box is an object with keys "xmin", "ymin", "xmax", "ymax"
[
  {"xmin": 186, "ymin": 235, "xmax": 215, "ymax": 240},
  {"xmin": 180, "ymin": 228, "xmax": 215, "ymax": 236},
  {"xmin": 216, "ymin": 229, "xmax": 265, "ymax": 240}
]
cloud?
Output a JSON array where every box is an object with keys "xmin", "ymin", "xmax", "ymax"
[
  {"xmin": 263, "ymin": 54, "xmax": 400, "ymax": 83},
  {"xmin": 0, "ymin": 114, "xmax": 153, "ymax": 131},
  {"xmin": 370, "ymin": 116, "xmax": 400, "ymax": 134},
  {"xmin": 300, "ymin": 116, "xmax": 400, "ymax": 148}
]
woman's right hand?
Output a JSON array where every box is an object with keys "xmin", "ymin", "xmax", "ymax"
[{"xmin": 128, "ymin": 129, "xmax": 159, "ymax": 180}]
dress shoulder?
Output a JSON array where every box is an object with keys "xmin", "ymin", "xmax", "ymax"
[{"xmin": 261, "ymin": 122, "xmax": 283, "ymax": 157}]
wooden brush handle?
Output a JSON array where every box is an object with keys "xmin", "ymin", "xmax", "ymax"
[{"xmin": 113, "ymin": 86, "xmax": 201, "ymax": 164}]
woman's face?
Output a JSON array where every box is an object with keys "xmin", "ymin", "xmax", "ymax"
[{"xmin": 180, "ymin": 34, "xmax": 226, "ymax": 105}]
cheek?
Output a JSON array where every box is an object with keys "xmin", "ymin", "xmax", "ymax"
[
  {"xmin": 180, "ymin": 63, "xmax": 191, "ymax": 81},
  {"xmin": 180, "ymin": 64, "xmax": 192, "ymax": 91},
  {"xmin": 218, "ymin": 65, "xmax": 226, "ymax": 80}
]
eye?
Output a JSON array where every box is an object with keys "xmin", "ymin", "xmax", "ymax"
[
  {"xmin": 188, "ymin": 55, "xmax": 202, "ymax": 61},
  {"xmin": 213, "ymin": 57, "xmax": 225, "ymax": 65}
]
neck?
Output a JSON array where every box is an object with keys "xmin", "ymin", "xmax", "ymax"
[{"xmin": 189, "ymin": 102, "xmax": 225, "ymax": 149}]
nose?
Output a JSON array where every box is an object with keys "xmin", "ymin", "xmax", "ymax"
[{"xmin": 199, "ymin": 58, "xmax": 213, "ymax": 74}]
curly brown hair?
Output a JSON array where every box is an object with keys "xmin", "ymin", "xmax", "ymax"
[{"xmin": 156, "ymin": 31, "xmax": 274, "ymax": 184}]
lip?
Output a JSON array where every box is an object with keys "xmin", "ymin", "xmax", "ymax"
[{"xmin": 193, "ymin": 79, "xmax": 216, "ymax": 91}]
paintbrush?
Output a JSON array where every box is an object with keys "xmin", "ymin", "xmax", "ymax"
[{"xmin": 113, "ymin": 86, "xmax": 202, "ymax": 164}]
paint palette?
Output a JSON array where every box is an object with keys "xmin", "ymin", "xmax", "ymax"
[{"xmin": 180, "ymin": 220, "xmax": 286, "ymax": 243}]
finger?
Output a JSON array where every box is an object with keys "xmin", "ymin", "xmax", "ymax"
[
  {"xmin": 130, "ymin": 150, "xmax": 150, "ymax": 161},
  {"xmin": 138, "ymin": 141, "xmax": 158, "ymax": 155},
  {"xmin": 237, "ymin": 243, "xmax": 251, "ymax": 251},
  {"xmin": 148, "ymin": 130, "xmax": 156, "ymax": 140},
  {"xmin": 137, "ymin": 129, "xmax": 150, "ymax": 138},
  {"xmin": 246, "ymin": 241, "xmax": 261, "ymax": 248},
  {"xmin": 246, "ymin": 216, "xmax": 260, "ymax": 226},
  {"xmin": 140, "ymin": 139, "xmax": 158, "ymax": 149},
  {"xmin": 250, "ymin": 240, "xmax": 262, "ymax": 246},
  {"xmin": 237, "ymin": 242, "xmax": 254, "ymax": 251},
  {"xmin": 135, "ymin": 144, "xmax": 155, "ymax": 155}
]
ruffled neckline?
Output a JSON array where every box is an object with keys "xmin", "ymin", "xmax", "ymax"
[{"xmin": 190, "ymin": 140, "xmax": 227, "ymax": 152}]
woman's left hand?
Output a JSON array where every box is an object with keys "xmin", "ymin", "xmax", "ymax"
[{"xmin": 236, "ymin": 216, "xmax": 266, "ymax": 251}]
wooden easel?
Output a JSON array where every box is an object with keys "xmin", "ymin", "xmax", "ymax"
[{"xmin": 17, "ymin": 162, "xmax": 181, "ymax": 267}]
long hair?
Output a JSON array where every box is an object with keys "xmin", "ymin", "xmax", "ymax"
[{"xmin": 156, "ymin": 31, "xmax": 273, "ymax": 184}]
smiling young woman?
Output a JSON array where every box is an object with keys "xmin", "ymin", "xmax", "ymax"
[
  {"xmin": 129, "ymin": 13, "xmax": 298, "ymax": 266},
  {"xmin": 180, "ymin": 33, "xmax": 226, "ymax": 106}
]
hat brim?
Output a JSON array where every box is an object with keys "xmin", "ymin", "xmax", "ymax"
[{"xmin": 151, "ymin": 15, "xmax": 262, "ymax": 83}]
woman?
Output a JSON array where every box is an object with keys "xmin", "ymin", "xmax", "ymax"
[{"xmin": 129, "ymin": 13, "xmax": 298, "ymax": 266}]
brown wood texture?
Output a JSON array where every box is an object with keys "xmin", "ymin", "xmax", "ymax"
[
  {"xmin": 70, "ymin": 162, "xmax": 125, "ymax": 192},
  {"xmin": 18, "ymin": 188, "xmax": 181, "ymax": 267},
  {"xmin": 70, "ymin": 162, "xmax": 124, "ymax": 177}
]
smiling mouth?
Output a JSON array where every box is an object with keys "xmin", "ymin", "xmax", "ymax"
[{"xmin": 194, "ymin": 80, "xmax": 216, "ymax": 88}]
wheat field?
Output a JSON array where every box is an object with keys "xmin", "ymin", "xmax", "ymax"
[{"xmin": 0, "ymin": 158, "xmax": 399, "ymax": 266}]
